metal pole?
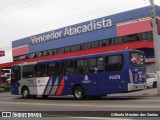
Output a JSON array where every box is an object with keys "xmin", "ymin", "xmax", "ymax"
[{"xmin": 149, "ymin": 0, "xmax": 160, "ymax": 95}]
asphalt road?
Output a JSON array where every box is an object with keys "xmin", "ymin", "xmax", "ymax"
[{"xmin": 0, "ymin": 88, "xmax": 160, "ymax": 120}]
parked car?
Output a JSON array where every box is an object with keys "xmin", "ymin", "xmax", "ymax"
[
  {"xmin": 146, "ymin": 73, "xmax": 157, "ymax": 88},
  {"xmin": 6, "ymin": 78, "xmax": 11, "ymax": 84}
]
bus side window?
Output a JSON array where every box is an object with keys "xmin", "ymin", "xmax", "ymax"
[
  {"xmin": 28, "ymin": 65, "xmax": 34, "ymax": 78},
  {"xmin": 35, "ymin": 65, "xmax": 40, "ymax": 77},
  {"xmin": 88, "ymin": 58, "xmax": 96, "ymax": 73},
  {"xmin": 35, "ymin": 64, "xmax": 47, "ymax": 77},
  {"xmin": 105, "ymin": 55, "xmax": 124, "ymax": 72},
  {"xmin": 74, "ymin": 59, "xmax": 88, "ymax": 74},
  {"xmin": 47, "ymin": 63, "xmax": 55, "ymax": 76},
  {"xmin": 97, "ymin": 57, "xmax": 104, "ymax": 73},
  {"xmin": 61, "ymin": 61, "xmax": 73, "ymax": 75},
  {"xmin": 22, "ymin": 65, "xmax": 34, "ymax": 78},
  {"xmin": 47, "ymin": 62, "xmax": 60, "ymax": 76},
  {"xmin": 88, "ymin": 57, "xmax": 104, "ymax": 73}
]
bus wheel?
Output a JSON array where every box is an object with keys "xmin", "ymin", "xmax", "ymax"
[
  {"xmin": 73, "ymin": 86, "xmax": 85, "ymax": 100},
  {"xmin": 22, "ymin": 87, "xmax": 30, "ymax": 99}
]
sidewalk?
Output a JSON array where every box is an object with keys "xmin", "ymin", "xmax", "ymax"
[{"xmin": 108, "ymin": 88, "xmax": 158, "ymax": 97}]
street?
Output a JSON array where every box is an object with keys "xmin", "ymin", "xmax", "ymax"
[{"xmin": 0, "ymin": 88, "xmax": 160, "ymax": 120}]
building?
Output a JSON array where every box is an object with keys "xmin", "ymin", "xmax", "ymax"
[{"xmin": 0, "ymin": 6, "xmax": 160, "ymax": 72}]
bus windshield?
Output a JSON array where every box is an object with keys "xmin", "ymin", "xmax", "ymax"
[
  {"xmin": 130, "ymin": 51, "xmax": 145, "ymax": 67},
  {"xmin": 11, "ymin": 66, "xmax": 21, "ymax": 82}
]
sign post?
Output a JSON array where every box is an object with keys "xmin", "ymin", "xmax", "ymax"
[{"xmin": 150, "ymin": 0, "xmax": 160, "ymax": 95}]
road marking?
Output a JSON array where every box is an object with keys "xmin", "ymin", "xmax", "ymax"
[
  {"xmin": 18, "ymin": 98, "xmax": 160, "ymax": 103},
  {"xmin": 0, "ymin": 101, "xmax": 160, "ymax": 109},
  {"xmin": 0, "ymin": 101, "xmax": 93, "ymax": 107}
]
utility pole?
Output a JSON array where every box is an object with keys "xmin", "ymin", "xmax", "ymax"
[{"xmin": 149, "ymin": 0, "xmax": 160, "ymax": 95}]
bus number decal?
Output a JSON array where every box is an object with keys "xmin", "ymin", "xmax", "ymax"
[{"xmin": 109, "ymin": 75, "xmax": 121, "ymax": 80}]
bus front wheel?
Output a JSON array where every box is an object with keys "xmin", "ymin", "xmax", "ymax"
[
  {"xmin": 73, "ymin": 86, "xmax": 85, "ymax": 100},
  {"xmin": 22, "ymin": 87, "xmax": 30, "ymax": 99}
]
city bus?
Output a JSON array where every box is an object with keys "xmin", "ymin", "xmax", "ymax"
[{"xmin": 11, "ymin": 50, "xmax": 147, "ymax": 99}]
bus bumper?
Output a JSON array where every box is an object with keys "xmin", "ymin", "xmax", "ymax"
[{"xmin": 128, "ymin": 83, "xmax": 147, "ymax": 91}]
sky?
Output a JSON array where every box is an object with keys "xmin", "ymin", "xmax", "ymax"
[{"xmin": 0, "ymin": 0, "xmax": 160, "ymax": 64}]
